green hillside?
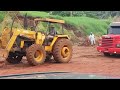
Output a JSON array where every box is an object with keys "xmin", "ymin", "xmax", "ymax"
[
  {"xmin": 0, "ymin": 11, "xmax": 6, "ymax": 22},
  {"xmin": 0, "ymin": 11, "xmax": 111, "ymax": 41},
  {"xmin": 63, "ymin": 17, "xmax": 111, "ymax": 36},
  {"xmin": 21, "ymin": 11, "xmax": 111, "ymax": 34}
]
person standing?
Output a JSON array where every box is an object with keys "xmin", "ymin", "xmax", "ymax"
[{"xmin": 89, "ymin": 32, "xmax": 96, "ymax": 46}]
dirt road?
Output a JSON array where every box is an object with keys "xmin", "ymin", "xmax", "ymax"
[{"xmin": 0, "ymin": 45, "xmax": 120, "ymax": 78}]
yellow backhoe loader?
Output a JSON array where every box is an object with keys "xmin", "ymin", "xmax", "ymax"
[{"xmin": 0, "ymin": 13, "xmax": 73, "ymax": 66}]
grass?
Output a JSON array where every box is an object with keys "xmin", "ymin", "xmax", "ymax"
[
  {"xmin": 18, "ymin": 11, "xmax": 112, "ymax": 36},
  {"xmin": 19, "ymin": 11, "xmax": 63, "ymax": 19},
  {"xmin": 0, "ymin": 11, "xmax": 112, "ymax": 37},
  {"xmin": 63, "ymin": 17, "xmax": 111, "ymax": 36},
  {"xmin": 0, "ymin": 11, "xmax": 5, "ymax": 22},
  {"xmin": 20, "ymin": 11, "xmax": 50, "ymax": 18}
]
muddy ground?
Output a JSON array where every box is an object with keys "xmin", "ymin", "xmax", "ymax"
[{"xmin": 1, "ymin": 45, "xmax": 120, "ymax": 78}]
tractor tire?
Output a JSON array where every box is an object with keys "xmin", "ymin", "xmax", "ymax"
[
  {"xmin": 26, "ymin": 44, "xmax": 46, "ymax": 66},
  {"xmin": 6, "ymin": 54, "xmax": 23, "ymax": 64},
  {"xmin": 104, "ymin": 53, "xmax": 110, "ymax": 56},
  {"xmin": 52, "ymin": 38, "xmax": 72, "ymax": 63}
]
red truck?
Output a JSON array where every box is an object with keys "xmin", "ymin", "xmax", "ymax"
[{"xmin": 97, "ymin": 22, "xmax": 120, "ymax": 56}]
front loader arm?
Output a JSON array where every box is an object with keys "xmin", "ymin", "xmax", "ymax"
[
  {"xmin": 0, "ymin": 29, "xmax": 21, "ymax": 62},
  {"xmin": 6, "ymin": 30, "xmax": 21, "ymax": 52}
]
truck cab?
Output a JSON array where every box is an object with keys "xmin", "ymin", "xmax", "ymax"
[{"xmin": 97, "ymin": 22, "xmax": 120, "ymax": 56}]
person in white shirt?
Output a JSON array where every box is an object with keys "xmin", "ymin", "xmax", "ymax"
[{"xmin": 89, "ymin": 32, "xmax": 96, "ymax": 46}]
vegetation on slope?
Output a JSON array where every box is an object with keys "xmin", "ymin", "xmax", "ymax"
[
  {"xmin": 19, "ymin": 11, "xmax": 111, "ymax": 35},
  {"xmin": 63, "ymin": 17, "xmax": 111, "ymax": 36},
  {"xmin": 0, "ymin": 11, "xmax": 111, "ymax": 42}
]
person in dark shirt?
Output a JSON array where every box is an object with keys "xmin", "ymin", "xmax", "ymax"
[
  {"xmin": 45, "ymin": 25, "xmax": 57, "ymax": 45},
  {"xmin": 47, "ymin": 25, "xmax": 57, "ymax": 40},
  {"xmin": 49, "ymin": 25, "xmax": 56, "ymax": 36}
]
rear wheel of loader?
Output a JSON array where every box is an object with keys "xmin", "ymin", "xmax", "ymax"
[
  {"xmin": 104, "ymin": 53, "xmax": 110, "ymax": 56},
  {"xmin": 26, "ymin": 44, "xmax": 46, "ymax": 66},
  {"xmin": 52, "ymin": 39, "xmax": 72, "ymax": 63},
  {"xmin": 6, "ymin": 54, "xmax": 23, "ymax": 64}
]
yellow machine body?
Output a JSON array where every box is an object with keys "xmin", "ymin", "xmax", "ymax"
[{"xmin": 0, "ymin": 27, "xmax": 69, "ymax": 60}]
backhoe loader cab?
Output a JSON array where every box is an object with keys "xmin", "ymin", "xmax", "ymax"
[
  {"xmin": 34, "ymin": 18, "xmax": 65, "ymax": 34},
  {"xmin": 33, "ymin": 18, "xmax": 68, "ymax": 44},
  {"xmin": 0, "ymin": 14, "xmax": 73, "ymax": 66}
]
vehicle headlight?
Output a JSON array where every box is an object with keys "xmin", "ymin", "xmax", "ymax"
[{"xmin": 116, "ymin": 44, "xmax": 120, "ymax": 48}]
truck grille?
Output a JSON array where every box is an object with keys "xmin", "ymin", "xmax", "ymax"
[{"xmin": 102, "ymin": 38, "xmax": 113, "ymax": 48}]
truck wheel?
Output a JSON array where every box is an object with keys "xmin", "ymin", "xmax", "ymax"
[
  {"xmin": 104, "ymin": 53, "xmax": 110, "ymax": 56},
  {"xmin": 52, "ymin": 39, "xmax": 72, "ymax": 63},
  {"xmin": 26, "ymin": 44, "xmax": 46, "ymax": 66},
  {"xmin": 6, "ymin": 54, "xmax": 22, "ymax": 64}
]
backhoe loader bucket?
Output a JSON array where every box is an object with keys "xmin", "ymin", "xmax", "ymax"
[{"xmin": 0, "ymin": 49, "xmax": 8, "ymax": 63}]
